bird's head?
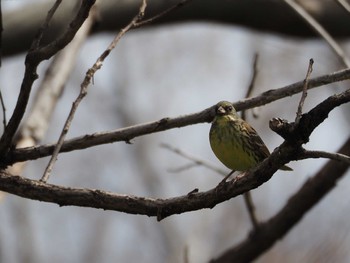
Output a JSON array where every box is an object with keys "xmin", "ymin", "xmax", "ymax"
[{"xmin": 215, "ymin": 101, "xmax": 237, "ymax": 116}]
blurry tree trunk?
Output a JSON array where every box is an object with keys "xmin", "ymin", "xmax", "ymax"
[{"xmin": 3, "ymin": 0, "xmax": 350, "ymax": 56}]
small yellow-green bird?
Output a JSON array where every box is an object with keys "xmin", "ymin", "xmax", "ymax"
[{"xmin": 209, "ymin": 101, "xmax": 292, "ymax": 172}]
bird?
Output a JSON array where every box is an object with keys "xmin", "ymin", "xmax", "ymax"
[{"xmin": 209, "ymin": 101, "xmax": 292, "ymax": 172}]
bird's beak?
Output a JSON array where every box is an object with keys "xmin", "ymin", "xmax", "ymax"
[{"xmin": 217, "ymin": 106, "xmax": 226, "ymax": 115}]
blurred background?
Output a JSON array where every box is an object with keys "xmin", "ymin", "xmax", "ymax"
[{"xmin": 0, "ymin": 0, "xmax": 350, "ymax": 262}]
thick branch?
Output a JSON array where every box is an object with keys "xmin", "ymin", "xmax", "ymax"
[
  {"xmin": 210, "ymin": 136, "xmax": 350, "ymax": 263},
  {"xmin": 297, "ymin": 89, "xmax": 350, "ymax": 141},
  {"xmin": 0, "ymin": 160, "xmax": 277, "ymax": 221},
  {"xmin": 0, "ymin": 0, "xmax": 96, "ymax": 157},
  {"xmin": 271, "ymin": 89, "xmax": 350, "ymax": 143}
]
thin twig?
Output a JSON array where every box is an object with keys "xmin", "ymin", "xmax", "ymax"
[
  {"xmin": 242, "ymin": 53, "xmax": 259, "ymax": 120},
  {"xmin": 40, "ymin": 0, "xmax": 148, "ymax": 183},
  {"xmin": 134, "ymin": 0, "xmax": 193, "ymax": 28},
  {"xmin": 240, "ymin": 53, "xmax": 260, "ymax": 229},
  {"xmin": 0, "ymin": 90, "xmax": 6, "ymax": 129},
  {"xmin": 166, "ymin": 163, "xmax": 199, "ymax": 173},
  {"xmin": 300, "ymin": 149, "xmax": 350, "ymax": 165},
  {"xmin": 243, "ymin": 192, "xmax": 258, "ymax": 228},
  {"xmin": 160, "ymin": 143, "xmax": 227, "ymax": 175},
  {"xmin": 31, "ymin": 0, "xmax": 62, "ymax": 50},
  {"xmin": 161, "ymin": 142, "xmax": 239, "ymax": 189},
  {"xmin": 283, "ymin": 0, "xmax": 350, "ymax": 68},
  {"xmin": 295, "ymin": 58, "xmax": 313, "ymax": 124}
]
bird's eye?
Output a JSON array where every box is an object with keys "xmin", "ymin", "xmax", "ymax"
[{"xmin": 226, "ymin": 106, "xmax": 233, "ymax": 112}]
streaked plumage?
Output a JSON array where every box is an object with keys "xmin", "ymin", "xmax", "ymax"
[{"xmin": 209, "ymin": 101, "xmax": 292, "ymax": 171}]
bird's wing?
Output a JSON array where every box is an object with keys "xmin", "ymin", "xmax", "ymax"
[{"xmin": 244, "ymin": 123, "xmax": 271, "ymax": 159}]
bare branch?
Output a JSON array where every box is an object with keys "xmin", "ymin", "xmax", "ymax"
[
  {"xmin": 243, "ymin": 192, "xmax": 258, "ymax": 229},
  {"xmin": 160, "ymin": 143, "xmax": 227, "ymax": 175},
  {"xmin": 134, "ymin": 0, "xmax": 193, "ymax": 27},
  {"xmin": 270, "ymin": 89, "xmax": 350, "ymax": 143},
  {"xmin": 300, "ymin": 149, "xmax": 350, "ymax": 165},
  {"xmin": 20, "ymin": 9, "xmax": 94, "ymax": 145},
  {"xmin": 0, "ymin": 0, "xmax": 96, "ymax": 157},
  {"xmin": 30, "ymin": 0, "xmax": 62, "ymax": 50},
  {"xmin": 0, "ymin": 168, "xmax": 253, "ymax": 220},
  {"xmin": 0, "ymin": 90, "xmax": 6, "ymax": 129},
  {"xmin": 40, "ymin": 0, "xmax": 147, "ymax": 182},
  {"xmin": 295, "ymin": 58, "xmax": 313, "ymax": 124},
  {"xmin": 234, "ymin": 67, "xmax": 350, "ymax": 111},
  {"xmin": 283, "ymin": 0, "xmax": 350, "ymax": 67},
  {"xmin": 241, "ymin": 53, "xmax": 259, "ymax": 121}
]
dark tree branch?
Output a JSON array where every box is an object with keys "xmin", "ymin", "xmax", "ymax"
[
  {"xmin": 0, "ymin": 90, "xmax": 6, "ymax": 129},
  {"xmin": 271, "ymin": 89, "xmax": 350, "ymax": 143},
  {"xmin": 5, "ymin": 68, "xmax": 350, "ymax": 165},
  {"xmin": 0, "ymin": 167, "xmax": 262, "ymax": 221},
  {"xmin": 213, "ymin": 83, "xmax": 350, "ymax": 263},
  {"xmin": 30, "ymin": 0, "xmax": 63, "ymax": 51},
  {"xmin": 0, "ymin": 0, "xmax": 96, "ymax": 158},
  {"xmin": 133, "ymin": 0, "xmax": 193, "ymax": 28},
  {"xmin": 18, "ymin": 9, "xmax": 94, "ymax": 145},
  {"xmin": 210, "ymin": 136, "xmax": 350, "ymax": 263},
  {"xmin": 6, "ymin": 1, "xmax": 96, "ymax": 178}
]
